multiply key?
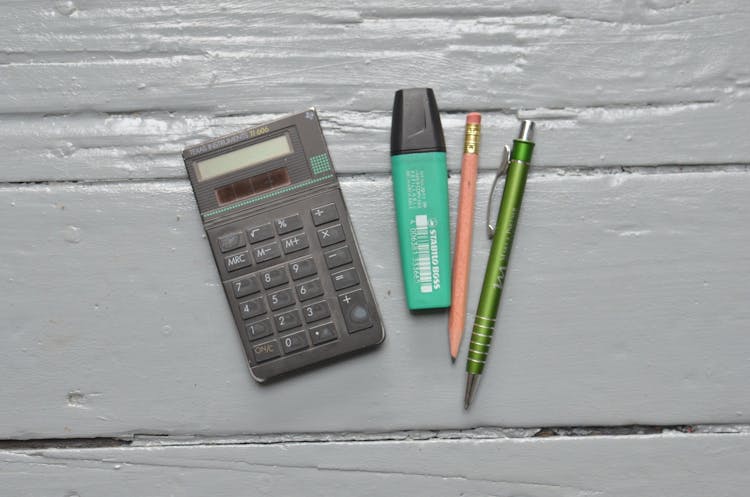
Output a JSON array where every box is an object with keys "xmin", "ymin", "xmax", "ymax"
[{"xmin": 317, "ymin": 224, "xmax": 346, "ymax": 247}]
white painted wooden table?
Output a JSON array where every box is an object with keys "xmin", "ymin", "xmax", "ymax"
[{"xmin": 2, "ymin": 1, "xmax": 749, "ymax": 495}]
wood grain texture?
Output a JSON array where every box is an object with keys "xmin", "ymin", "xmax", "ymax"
[
  {"xmin": 1, "ymin": 0, "xmax": 749, "ymax": 180},
  {"xmin": 1, "ymin": 171, "xmax": 748, "ymax": 438},
  {"xmin": 4, "ymin": 101, "xmax": 750, "ymax": 181},
  {"xmin": 3, "ymin": 0, "xmax": 747, "ymax": 113},
  {"xmin": 2, "ymin": 433, "xmax": 750, "ymax": 496}
]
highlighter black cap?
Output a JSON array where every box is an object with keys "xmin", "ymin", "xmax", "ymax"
[{"xmin": 390, "ymin": 88, "xmax": 446, "ymax": 156}]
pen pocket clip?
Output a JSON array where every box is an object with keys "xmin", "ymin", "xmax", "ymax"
[{"xmin": 486, "ymin": 144, "xmax": 510, "ymax": 238}]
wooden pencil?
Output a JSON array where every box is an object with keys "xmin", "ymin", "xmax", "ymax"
[{"xmin": 448, "ymin": 112, "xmax": 481, "ymax": 361}]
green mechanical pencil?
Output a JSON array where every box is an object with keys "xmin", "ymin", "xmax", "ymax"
[{"xmin": 464, "ymin": 120, "xmax": 535, "ymax": 409}]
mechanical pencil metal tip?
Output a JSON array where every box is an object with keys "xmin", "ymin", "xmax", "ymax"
[{"xmin": 464, "ymin": 373, "xmax": 480, "ymax": 409}]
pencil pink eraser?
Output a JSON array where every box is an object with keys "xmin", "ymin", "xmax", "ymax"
[{"xmin": 466, "ymin": 112, "xmax": 481, "ymax": 124}]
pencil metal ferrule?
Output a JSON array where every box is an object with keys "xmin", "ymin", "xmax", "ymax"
[{"xmin": 463, "ymin": 122, "xmax": 481, "ymax": 154}]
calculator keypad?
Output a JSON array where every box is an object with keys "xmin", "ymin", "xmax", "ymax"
[{"xmin": 213, "ymin": 190, "xmax": 382, "ymax": 377}]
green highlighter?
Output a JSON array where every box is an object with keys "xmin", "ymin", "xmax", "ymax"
[{"xmin": 390, "ymin": 88, "xmax": 451, "ymax": 310}]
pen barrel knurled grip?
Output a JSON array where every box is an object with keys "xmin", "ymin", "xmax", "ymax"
[{"xmin": 467, "ymin": 318, "xmax": 493, "ymax": 369}]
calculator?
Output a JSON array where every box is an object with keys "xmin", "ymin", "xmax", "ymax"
[{"xmin": 182, "ymin": 109, "xmax": 385, "ymax": 382}]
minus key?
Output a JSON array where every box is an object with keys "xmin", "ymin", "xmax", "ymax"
[{"xmin": 324, "ymin": 245, "xmax": 352, "ymax": 269}]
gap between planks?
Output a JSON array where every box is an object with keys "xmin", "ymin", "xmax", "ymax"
[
  {"xmin": 1, "ymin": 163, "xmax": 749, "ymax": 189},
  {"xmin": 1, "ymin": 424, "xmax": 749, "ymax": 451}
]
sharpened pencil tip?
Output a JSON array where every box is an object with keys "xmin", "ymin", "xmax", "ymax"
[
  {"xmin": 451, "ymin": 355, "xmax": 456, "ymax": 363},
  {"xmin": 464, "ymin": 401, "xmax": 470, "ymax": 410}
]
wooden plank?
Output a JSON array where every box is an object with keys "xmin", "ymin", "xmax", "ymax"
[
  {"xmin": 1, "ymin": 433, "xmax": 749, "ymax": 496},
  {"xmin": 1, "ymin": 1, "xmax": 747, "ymax": 115},
  {"xmin": 1, "ymin": 170, "xmax": 748, "ymax": 438},
  {"xmin": 3, "ymin": 100, "xmax": 750, "ymax": 181}
]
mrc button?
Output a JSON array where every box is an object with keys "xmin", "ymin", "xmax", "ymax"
[{"xmin": 224, "ymin": 251, "xmax": 251, "ymax": 272}]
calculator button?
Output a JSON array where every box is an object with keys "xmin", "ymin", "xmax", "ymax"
[
  {"xmin": 309, "ymin": 322, "xmax": 338, "ymax": 346},
  {"xmin": 239, "ymin": 296, "xmax": 266, "ymax": 320},
  {"xmin": 225, "ymin": 251, "xmax": 251, "ymax": 272},
  {"xmin": 245, "ymin": 318, "xmax": 273, "ymax": 341},
  {"xmin": 281, "ymin": 233, "xmax": 309, "ymax": 255},
  {"xmin": 246, "ymin": 223, "xmax": 274, "ymax": 244},
  {"xmin": 232, "ymin": 275, "xmax": 260, "ymax": 298},
  {"xmin": 252, "ymin": 339, "xmax": 281, "ymax": 363},
  {"xmin": 275, "ymin": 214, "xmax": 303, "ymax": 235},
  {"xmin": 281, "ymin": 331, "xmax": 309, "ymax": 354},
  {"xmin": 331, "ymin": 268, "xmax": 359, "ymax": 291},
  {"xmin": 268, "ymin": 288, "xmax": 295, "ymax": 311},
  {"xmin": 253, "ymin": 241, "xmax": 282, "ymax": 263},
  {"xmin": 338, "ymin": 289, "xmax": 373, "ymax": 333},
  {"xmin": 302, "ymin": 300, "xmax": 331, "ymax": 323},
  {"xmin": 274, "ymin": 309, "xmax": 302, "ymax": 332},
  {"xmin": 260, "ymin": 267, "xmax": 289, "ymax": 289},
  {"xmin": 311, "ymin": 203, "xmax": 339, "ymax": 226},
  {"xmin": 218, "ymin": 232, "xmax": 245, "ymax": 253},
  {"xmin": 324, "ymin": 245, "xmax": 352, "ymax": 269},
  {"xmin": 296, "ymin": 278, "xmax": 324, "ymax": 302},
  {"xmin": 289, "ymin": 258, "xmax": 317, "ymax": 280},
  {"xmin": 317, "ymin": 224, "xmax": 346, "ymax": 247}
]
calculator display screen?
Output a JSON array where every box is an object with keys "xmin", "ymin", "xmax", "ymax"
[
  {"xmin": 215, "ymin": 167, "xmax": 291, "ymax": 205},
  {"xmin": 195, "ymin": 133, "xmax": 293, "ymax": 181}
]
